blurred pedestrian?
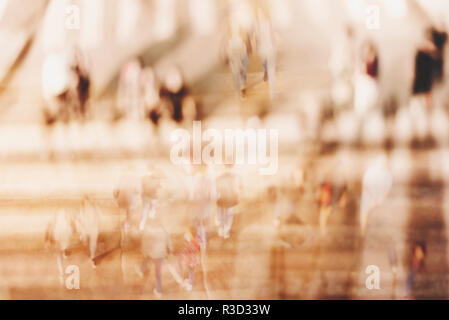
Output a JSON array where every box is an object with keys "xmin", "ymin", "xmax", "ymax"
[
  {"xmin": 360, "ymin": 156, "xmax": 392, "ymax": 236},
  {"xmin": 159, "ymin": 66, "xmax": 196, "ymax": 124},
  {"xmin": 353, "ymin": 40, "xmax": 380, "ymax": 117},
  {"xmin": 76, "ymin": 196, "xmax": 101, "ymax": 268},
  {"xmin": 216, "ymin": 164, "xmax": 239, "ymax": 239},
  {"xmin": 330, "ymin": 24, "xmax": 356, "ymax": 109},
  {"xmin": 140, "ymin": 172, "xmax": 161, "ymax": 230},
  {"xmin": 140, "ymin": 67, "xmax": 163, "ymax": 126},
  {"xmin": 177, "ymin": 229, "xmax": 201, "ymax": 291},
  {"xmin": 113, "ymin": 173, "xmax": 142, "ymax": 236},
  {"xmin": 41, "ymin": 50, "xmax": 79, "ymax": 124},
  {"xmin": 405, "ymin": 242, "xmax": 426, "ymax": 296},
  {"xmin": 140, "ymin": 219, "xmax": 173, "ymax": 298},
  {"xmin": 117, "ymin": 57, "xmax": 144, "ymax": 119},
  {"xmin": 225, "ymin": 24, "xmax": 250, "ymax": 97},
  {"xmin": 255, "ymin": 8, "xmax": 276, "ymax": 99},
  {"xmin": 318, "ymin": 181, "xmax": 347, "ymax": 238},
  {"xmin": 412, "ymin": 27, "xmax": 447, "ymax": 110},
  {"xmin": 188, "ymin": 163, "xmax": 216, "ymax": 249},
  {"xmin": 113, "ymin": 172, "xmax": 142, "ymax": 277},
  {"xmin": 44, "ymin": 209, "xmax": 76, "ymax": 285},
  {"xmin": 72, "ymin": 47, "xmax": 91, "ymax": 120},
  {"xmin": 267, "ymin": 185, "xmax": 283, "ymax": 227}
]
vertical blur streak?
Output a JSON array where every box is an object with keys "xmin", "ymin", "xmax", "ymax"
[
  {"xmin": 117, "ymin": 0, "xmax": 141, "ymax": 45},
  {"xmin": 154, "ymin": 0, "xmax": 176, "ymax": 40},
  {"xmin": 0, "ymin": 0, "xmax": 9, "ymax": 22},
  {"xmin": 80, "ymin": 0, "xmax": 105, "ymax": 50},
  {"xmin": 41, "ymin": 0, "xmax": 69, "ymax": 53},
  {"xmin": 189, "ymin": 0, "xmax": 216, "ymax": 36},
  {"xmin": 267, "ymin": 0, "xmax": 291, "ymax": 29},
  {"xmin": 406, "ymin": 156, "xmax": 448, "ymax": 299}
]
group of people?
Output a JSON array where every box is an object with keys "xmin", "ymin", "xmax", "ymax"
[
  {"xmin": 45, "ymin": 161, "xmax": 241, "ymax": 297},
  {"xmin": 116, "ymin": 162, "xmax": 241, "ymax": 297},
  {"xmin": 44, "ymin": 196, "xmax": 100, "ymax": 284},
  {"xmin": 329, "ymin": 22, "xmax": 449, "ymax": 145},
  {"xmin": 41, "ymin": 50, "xmax": 198, "ymax": 131},
  {"xmin": 117, "ymin": 60, "xmax": 197, "ymax": 128}
]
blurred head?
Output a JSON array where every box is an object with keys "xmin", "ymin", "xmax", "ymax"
[{"xmin": 164, "ymin": 66, "xmax": 183, "ymax": 92}]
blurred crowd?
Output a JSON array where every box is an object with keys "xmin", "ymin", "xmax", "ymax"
[{"xmin": 34, "ymin": 0, "xmax": 449, "ymax": 299}]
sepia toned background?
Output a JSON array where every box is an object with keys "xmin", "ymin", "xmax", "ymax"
[{"xmin": 0, "ymin": 0, "xmax": 448, "ymax": 299}]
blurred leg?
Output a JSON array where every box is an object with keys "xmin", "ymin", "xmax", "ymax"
[
  {"xmin": 319, "ymin": 206, "xmax": 331, "ymax": 238},
  {"xmin": 140, "ymin": 257, "xmax": 149, "ymax": 275},
  {"xmin": 232, "ymin": 71, "xmax": 241, "ymax": 93},
  {"xmin": 140, "ymin": 199, "xmax": 150, "ymax": 230},
  {"xmin": 262, "ymin": 59, "xmax": 268, "ymax": 81},
  {"xmin": 241, "ymin": 56, "xmax": 249, "ymax": 89},
  {"xmin": 223, "ymin": 207, "xmax": 234, "ymax": 237},
  {"xmin": 89, "ymin": 235, "xmax": 97, "ymax": 268},
  {"xmin": 267, "ymin": 56, "xmax": 276, "ymax": 99},
  {"xmin": 150, "ymin": 199, "xmax": 157, "ymax": 218},
  {"xmin": 154, "ymin": 258, "xmax": 163, "ymax": 294},
  {"xmin": 188, "ymin": 266, "xmax": 195, "ymax": 285},
  {"xmin": 217, "ymin": 206, "xmax": 225, "ymax": 236},
  {"xmin": 57, "ymin": 251, "xmax": 64, "ymax": 285}
]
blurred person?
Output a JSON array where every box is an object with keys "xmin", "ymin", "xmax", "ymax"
[
  {"xmin": 71, "ymin": 47, "xmax": 91, "ymax": 120},
  {"xmin": 318, "ymin": 180, "xmax": 347, "ymax": 238},
  {"xmin": 140, "ymin": 172, "xmax": 161, "ymax": 230},
  {"xmin": 405, "ymin": 242, "xmax": 426, "ymax": 296},
  {"xmin": 286, "ymin": 164, "xmax": 307, "ymax": 220},
  {"xmin": 76, "ymin": 196, "xmax": 101, "ymax": 268},
  {"xmin": 44, "ymin": 209, "xmax": 76, "ymax": 285},
  {"xmin": 177, "ymin": 228, "xmax": 201, "ymax": 291},
  {"xmin": 141, "ymin": 67, "xmax": 163, "ymax": 126},
  {"xmin": 113, "ymin": 172, "xmax": 143, "ymax": 277},
  {"xmin": 113, "ymin": 173, "xmax": 142, "ymax": 235},
  {"xmin": 353, "ymin": 40, "xmax": 380, "ymax": 118},
  {"xmin": 224, "ymin": 24, "xmax": 250, "ymax": 97},
  {"xmin": 330, "ymin": 24, "xmax": 356, "ymax": 109},
  {"xmin": 255, "ymin": 8, "xmax": 276, "ymax": 99},
  {"xmin": 388, "ymin": 246, "xmax": 399, "ymax": 298},
  {"xmin": 188, "ymin": 162, "xmax": 216, "ymax": 249},
  {"xmin": 159, "ymin": 66, "xmax": 196, "ymax": 124},
  {"xmin": 410, "ymin": 27, "xmax": 447, "ymax": 143},
  {"xmin": 412, "ymin": 27, "xmax": 447, "ymax": 110},
  {"xmin": 267, "ymin": 185, "xmax": 283, "ymax": 227},
  {"xmin": 364, "ymin": 42, "xmax": 379, "ymax": 80},
  {"xmin": 216, "ymin": 164, "xmax": 240, "ymax": 239},
  {"xmin": 139, "ymin": 218, "xmax": 173, "ymax": 298},
  {"xmin": 117, "ymin": 57, "xmax": 144, "ymax": 119},
  {"xmin": 360, "ymin": 156, "xmax": 393, "ymax": 236},
  {"xmin": 41, "ymin": 50, "xmax": 77, "ymax": 124}
]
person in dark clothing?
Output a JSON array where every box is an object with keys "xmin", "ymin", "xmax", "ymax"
[
  {"xmin": 159, "ymin": 66, "xmax": 196, "ymax": 124},
  {"xmin": 160, "ymin": 85, "xmax": 190, "ymax": 123},
  {"xmin": 406, "ymin": 242, "xmax": 426, "ymax": 295},
  {"xmin": 430, "ymin": 28, "xmax": 447, "ymax": 83},
  {"xmin": 412, "ymin": 27, "xmax": 447, "ymax": 108},
  {"xmin": 363, "ymin": 42, "xmax": 379, "ymax": 80},
  {"xmin": 72, "ymin": 47, "xmax": 91, "ymax": 120},
  {"xmin": 149, "ymin": 108, "xmax": 162, "ymax": 125},
  {"xmin": 413, "ymin": 51, "xmax": 434, "ymax": 95},
  {"xmin": 75, "ymin": 65, "xmax": 90, "ymax": 118}
]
